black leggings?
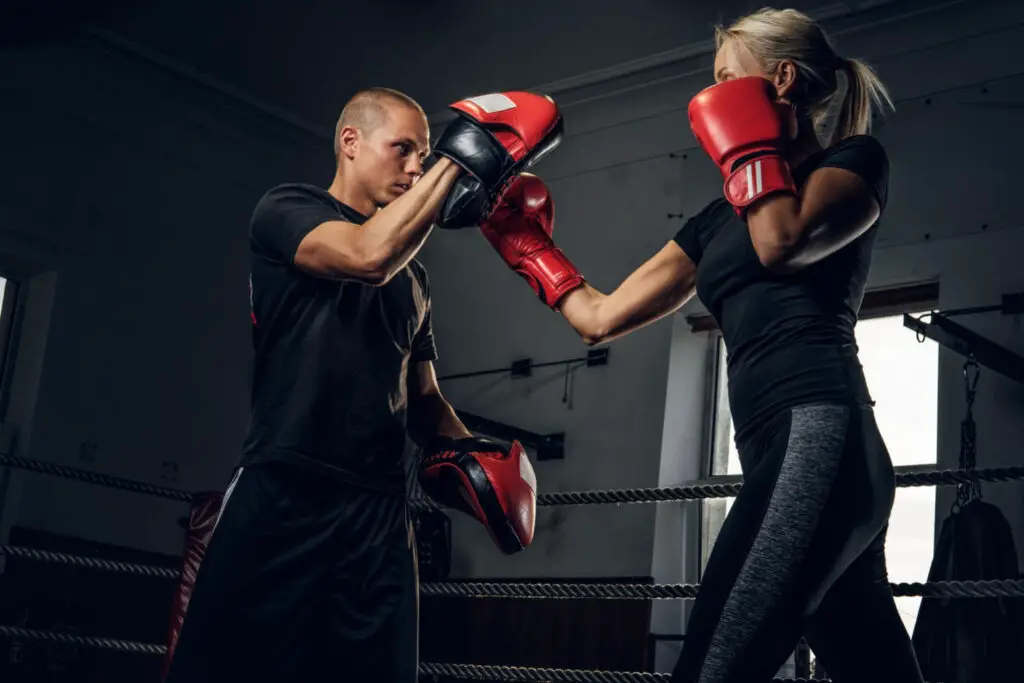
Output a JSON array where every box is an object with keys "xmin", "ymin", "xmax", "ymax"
[{"xmin": 672, "ymin": 404, "xmax": 924, "ymax": 683}]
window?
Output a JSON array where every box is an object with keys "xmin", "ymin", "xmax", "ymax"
[
  {"xmin": 0, "ymin": 275, "xmax": 21, "ymax": 420},
  {"xmin": 699, "ymin": 300, "xmax": 939, "ymax": 639}
]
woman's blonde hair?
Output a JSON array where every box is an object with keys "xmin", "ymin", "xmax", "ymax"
[{"xmin": 715, "ymin": 7, "xmax": 893, "ymax": 145}]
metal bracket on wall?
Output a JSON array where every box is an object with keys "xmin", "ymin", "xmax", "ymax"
[
  {"xmin": 454, "ymin": 410, "xmax": 566, "ymax": 461},
  {"xmin": 438, "ymin": 352, "xmax": 606, "ymax": 458},
  {"xmin": 437, "ymin": 348, "xmax": 609, "ymax": 383},
  {"xmin": 441, "ymin": 350, "xmax": 610, "ymax": 460},
  {"xmin": 903, "ymin": 292, "xmax": 1024, "ymax": 386}
]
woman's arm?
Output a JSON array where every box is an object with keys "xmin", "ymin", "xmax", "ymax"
[
  {"xmin": 558, "ymin": 241, "xmax": 698, "ymax": 346},
  {"xmin": 746, "ymin": 166, "xmax": 880, "ymax": 274}
]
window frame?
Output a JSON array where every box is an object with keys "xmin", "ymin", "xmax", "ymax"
[{"xmin": 0, "ymin": 276, "xmax": 23, "ymax": 422}]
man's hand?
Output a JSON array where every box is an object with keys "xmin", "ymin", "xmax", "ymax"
[
  {"xmin": 419, "ymin": 436, "xmax": 536, "ymax": 554},
  {"xmin": 479, "ymin": 173, "xmax": 584, "ymax": 309},
  {"xmin": 432, "ymin": 91, "xmax": 564, "ymax": 229}
]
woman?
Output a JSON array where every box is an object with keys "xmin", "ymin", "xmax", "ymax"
[{"xmin": 480, "ymin": 8, "xmax": 924, "ymax": 683}]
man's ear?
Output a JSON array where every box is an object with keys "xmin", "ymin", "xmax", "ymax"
[
  {"xmin": 773, "ymin": 59, "xmax": 799, "ymax": 102},
  {"xmin": 337, "ymin": 125, "xmax": 361, "ymax": 160}
]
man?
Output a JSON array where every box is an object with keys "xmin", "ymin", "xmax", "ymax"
[{"xmin": 162, "ymin": 87, "xmax": 559, "ymax": 682}]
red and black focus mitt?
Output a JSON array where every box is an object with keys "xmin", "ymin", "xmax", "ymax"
[
  {"xmin": 433, "ymin": 91, "xmax": 563, "ymax": 229},
  {"xmin": 418, "ymin": 436, "xmax": 537, "ymax": 554}
]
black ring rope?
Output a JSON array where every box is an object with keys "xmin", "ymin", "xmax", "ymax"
[
  {"xmin": 4, "ymin": 543, "xmax": 1021, "ymax": 601},
  {"xmin": 418, "ymin": 579, "xmax": 1024, "ymax": 600},
  {"xmin": 0, "ymin": 455, "xmax": 194, "ymax": 502},
  {"xmin": 0, "ymin": 624, "xmax": 167, "ymax": 655},
  {"xmin": 0, "ymin": 627, "xmax": 835, "ymax": 683},
  {"xmin": 419, "ymin": 662, "xmax": 830, "ymax": 682},
  {"xmin": 0, "ymin": 544, "xmax": 180, "ymax": 579},
  {"xmin": 533, "ymin": 467, "xmax": 1024, "ymax": 507},
  {"xmin": 3, "ymin": 454, "xmax": 1022, "ymax": 507}
]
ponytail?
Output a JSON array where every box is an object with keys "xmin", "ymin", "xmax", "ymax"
[
  {"xmin": 718, "ymin": 8, "xmax": 894, "ymax": 146},
  {"xmin": 832, "ymin": 57, "xmax": 894, "ymax": 145}
]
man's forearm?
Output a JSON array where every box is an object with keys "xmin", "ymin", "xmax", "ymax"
[
  {"xmin": 363, "ymin": 158, "xmax": 462, "ymax": 281},
  {"xmin": 408, "ymin": 392, "xmax": 473, "ymax": 446}
]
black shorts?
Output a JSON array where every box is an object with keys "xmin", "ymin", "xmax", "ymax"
[{"xmin": 164, "ymin": 462, "xmax": 419, "ymax": 683}]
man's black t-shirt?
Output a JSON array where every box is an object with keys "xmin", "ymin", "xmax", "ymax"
[
  {"xmin": 673, "ymin": 135, "xmax": 889, "ymax": 443},
  {"xmin": 241, "ymin": 183, "xmax": 437, "ymax": 494}
]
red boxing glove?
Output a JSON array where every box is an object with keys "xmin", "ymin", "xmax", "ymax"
[
  {"xmin": 687, "ymin": 77, "xmax": 797, "ymax": 214},
  {"xmin": 435, "ymin": 91, "xmax": 564, "ymax": 229},
  {"xmin": 479, "ymin": 173, "xmax": 584, "ymax": 309},
  {"xmin": 419, "ymin": 436, "xmax": 536, "ymax": 555}
]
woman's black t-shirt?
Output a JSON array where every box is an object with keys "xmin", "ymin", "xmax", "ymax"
[{"xmin": 673, "ymin": 135, "xmax": 889, "ymax": 443}]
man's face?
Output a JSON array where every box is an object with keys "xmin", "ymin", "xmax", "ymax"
[{"xmin": 352, "ymin": 104, "xmax": 430, "ymax": 208}]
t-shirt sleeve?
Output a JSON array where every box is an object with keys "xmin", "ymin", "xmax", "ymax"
[
  {"xmin": 412, "ymin": 306, "xmax": 438, "ymax": 363},
  {"xmin": 250, "ymin": 185, "xmax": 340, "ymax": 263},
  {"xmin": 819, "ymin": 135, "xmax": 890, "ymax": 211},
  {"xmin": 410, "ymin": 264, "xmax": 438, "ymax": 363},
  {"xmin": 672, "ymin": 199, "xmax": 726, "ymax": 266}
]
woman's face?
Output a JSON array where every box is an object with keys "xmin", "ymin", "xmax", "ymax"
[
  {"xmin": 713, "ymin": 38, "xmax": 767, "ymax": 84},
  {"xmin": 713, "ymin": 37, "xmax": 797, "ymax": 102}
]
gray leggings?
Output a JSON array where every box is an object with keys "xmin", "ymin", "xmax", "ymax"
[{"xmin": 672, "ymin": 404, "xmax": 924, "ymax": 683}]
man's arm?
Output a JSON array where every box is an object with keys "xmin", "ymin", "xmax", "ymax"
[
  {"xmin": 407, "ymin": 359, "xmax": 473, "ymax": 447},
  {"xmin": 294, "ymin": 159, "xmax": 461, "ymax": 285}
]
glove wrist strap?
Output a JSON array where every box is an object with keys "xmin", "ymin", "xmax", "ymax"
[
  {"xmin": 723, "ymin": 154, "xmax": 796, "ymax": 212},
  {"xmin": 524, "ymin": 248, "xmax": 585, "ymax": 309}
]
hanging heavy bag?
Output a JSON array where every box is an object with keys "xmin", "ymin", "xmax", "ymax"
[
  {"xmin": 911, "ymin": 360, "xmax": 1024, "ymax": 682},
  {"xmin": 912, "ymin": 500, "xmax": 1024, "ymax": 682}
]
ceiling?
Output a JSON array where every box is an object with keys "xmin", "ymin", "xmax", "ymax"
[{"xmin": 7, "ymin": 0, "xmax": 853, "ymax": 134}]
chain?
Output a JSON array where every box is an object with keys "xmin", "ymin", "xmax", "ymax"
[{"xmin": 956, "ymin": 357, "xmax": 982, "ymax": 511}]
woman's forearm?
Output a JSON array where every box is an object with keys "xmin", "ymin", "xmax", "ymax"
[
  {"xmin": 558, "ymin": 243, "xmax": 697, "ymax": 346},
  {"xmin": 559, "ymin": 285, "xmax": 611, "ymax": 345}
]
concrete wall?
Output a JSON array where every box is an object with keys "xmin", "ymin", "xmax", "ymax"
[
  {"xmin": 0, "ymin": 34, "xmax": 332, "ymax": 555},
  {"xmin": 0, "ymin": 0, "xmax": 1020, "ymax": 658}
]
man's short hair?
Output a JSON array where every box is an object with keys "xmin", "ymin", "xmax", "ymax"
[{"xmin": 334, "ymin": 88, "xmax": 426, "ymax": 158}]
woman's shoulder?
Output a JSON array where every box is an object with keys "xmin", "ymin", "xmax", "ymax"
[
  {"xmin": 818, "ymin": 134, "xmax": 890, "ymax": 209},
  {"xmin": 826, "ymin": 134, "xmax": 888, "ymax": 160}
]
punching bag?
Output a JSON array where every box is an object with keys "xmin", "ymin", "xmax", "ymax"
[
  {"xmin": 911, "ymin": 360, "xmax": 1024, "ymax": 682},
  {"xmin": 911, "ymin": 499, "xmax": 1024, "ymax": 682}
]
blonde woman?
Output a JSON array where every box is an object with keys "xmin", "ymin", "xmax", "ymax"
[{"xmin": 480, "ymin": 7, "xmax": 924, "ymax": 682}]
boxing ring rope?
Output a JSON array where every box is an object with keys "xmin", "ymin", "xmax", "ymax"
[
  {"xmin": 0, "ymin": 454, "xmax": 195, "ymax": 502},
  {"xmin": 1, "ymin": 453, "xmax": 1023, "ymax": 682},
  {"xmin": 3, "ymin": 544, "xmax": 1022, "ymax": 600},
  {"xmin": 5, "ymin": 452, "xmax": 1022, "ymax": 506}
]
